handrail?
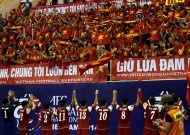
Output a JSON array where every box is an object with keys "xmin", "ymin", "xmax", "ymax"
[{"xmin": 0, "ymin": 0, "xmax": 9, "ymax": 8}]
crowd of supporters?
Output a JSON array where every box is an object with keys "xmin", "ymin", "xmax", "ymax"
[{"xmin": 0, "ymin": 1, "xmax": 190, "ymax": 67}]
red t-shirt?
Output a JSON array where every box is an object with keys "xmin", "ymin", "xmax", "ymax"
[
  {"xmin": 40, "ymin": 109, "xmax": 53, "ymax": 130},
  {"xmin": 95, "ymin": 105, "xmax": 113, "ymax": 130},
  {"xmin": 77, "ymin": 106, "xmax": 92, "ymax": 129},
  {"xmin": 143, "ymin": 103, "xmax": 161, "ymax": 130},
  {"xmin": 116, "ymin": 104, "xmax": 135, "ymax": 128},
  {"xmin": 57, "ymin": 106, "xmax": 71, "ymax": 129},
  {"xmin": 19, "ymin": 108, "xmax": 31, "ymax": 130}
]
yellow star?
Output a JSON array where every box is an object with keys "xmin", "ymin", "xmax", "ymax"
[
  {"xmin": 63, "ymin": 30, "xmax": 67, "ymax": 34},
  {"xmin": 178, "ymin": 49, "xmax": 183, "ymax": 55},
  {"xmin": 96, "ymin": 65, "xmax": 104, "ymax": 73},
  {"xmin": 113, "ymin": 48, "xmax": 117, "ymax": 52},
  {"xmin": 10, "ymin": 36, "xmax": 14, "ymax": 39},
  {"xmin": 33, "ymin": 56, "xmax": 36, "ymax": 60},
  {"xmin": 134, "ymin": 53, "xmax": 138, "ymax": 57},
  {"xmin": 20, "ymin": 41, "xmax": 23, "ymax": 45},
  {"xmin": 98, "ymin": 35, "xmax": 104, "ymax": 40},
  {"xmin": 45, "ymin": 33, "xmax": 49, "ymax": 37},
  {"xmin": 188, "ymin": 48, "xmax": 190, "ymax": 52},
  {"xmin": 3, "ymin": 38, "xmax": 6, "ymax": 42},
  {"xmin": 116, "ymin": 33, "xmax": 121, "ymax": 38}
]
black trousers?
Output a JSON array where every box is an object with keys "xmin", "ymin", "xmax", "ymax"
[{"xmin": 52, "ymin": 0, "xmax": 58, "ymax": 5}]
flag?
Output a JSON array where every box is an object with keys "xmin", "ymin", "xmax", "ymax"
[
  {"xmin": 17, "ymin": 4, "xmax": 22, "ymax": 15},
  {"xmin": 165, "ymin": 0, "xmax": 174, "ymax": 5},
  {"xmin": 176, "ymin": 0, "xmax": 185, "ymax": 2},
  {"xmin": 186, "ymin": 73, "xmax": 190, "ymax": 106},
  {"xmin": 79, "ymin": 56, "xmax": 112, "ymax": 75}
]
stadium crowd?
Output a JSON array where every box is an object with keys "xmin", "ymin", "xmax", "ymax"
[{"xmin": 0, "ymin": 1, "xmax": 190, "ymax": 67}]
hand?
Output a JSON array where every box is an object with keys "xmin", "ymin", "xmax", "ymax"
[
  {"xmin": 95, "ymin": 90, "xmax": 99, "ymax": 95},
  {"xmin": 138, "ymin": 88, "xmax": 141, "ymax": 92},
  {"xmin": 155, "ymin": 119, "xmax": 163, "ymax": 124},
  {"xmin": 113, "ymin": 90, "xmax": 117, "ymax": 94},
  {"xmin": 8, "ymin": 90, "xmax": 13, "ymax": 97},
  {"xmin": 29, "ymin": 94, "xmax": 34, "ymax": 101},
  {"xmin": 152, "ymin": 121, "xmax": 159, "ymax": 127},
  {"xmin": 73, "ymin": 90, "xmax": 76, "ymax": 95}
]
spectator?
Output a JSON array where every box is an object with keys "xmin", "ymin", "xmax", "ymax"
[{"xmin": 22, "ymin": 0, "xmax": 32, "ymax": 16}]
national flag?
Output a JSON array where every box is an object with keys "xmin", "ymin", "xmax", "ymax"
[
  {"xmin": 79, "ymin": 56, "xmax": 112, "ymax": 75},
  {"xmin": 17, "ymin": 4, "xmax": 22, "ymax": 15},
  {"xmin": 186, "ymin": 73, "xmax": 190, "ymax": 106},
  {"xmin": 165, "ymin": 0, "xmax": 174, "ymax": 5}
]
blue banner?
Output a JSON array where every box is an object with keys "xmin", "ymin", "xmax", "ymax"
[{"xmin": 0, "ymin": 80, "xmax": 190, "ymax": 135}]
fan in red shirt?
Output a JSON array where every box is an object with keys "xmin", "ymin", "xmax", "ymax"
[
  {"xmin": 94, "ymin": 90, "xmax": 116, "ymax": 135},
  {"xmin": 130, "ymin": 42, "xmax": 142, "ymax": 58},
  {"xmin": 83, "ymin": 41, "xmax": 98, "ymax": 61},
  {"xmin": 73, "ymin": 90, "xmax": 96, "ymax": 135},
  {"xmin": 138, "ymin": 89, "xmax": 161, "ymax": 135},
  {"xmin": 40, "ymin": 102, "xmax": 55, "ymax": 135},
  {"xmin": 115, "ymin": 90, "xmax": 140, "ymax": 135},
  {"xmin": 118, "ymin": 43, "xmax": 131, "ymax": 61},
  {"xmin": 30, "ymin": 46, "xmax": 41, "ymax": 64},
  {"xmin": 19, "ymin": 94, "xmax": 36, "ymax": 135},
  {"xmin": 55, "ymin": 99, "xmax": 73, "ymax": 135}
]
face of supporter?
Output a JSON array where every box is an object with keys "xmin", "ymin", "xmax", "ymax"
[
  {"xmin": 70, "ymin": 46, "xmax": 75, "ymax": 52},
  {"xmin": 111, "ymin": 39, "xmax": 116, "ymax": 44},
  {"xmin": 103, "ymin": 27, "xmax": 107, "ymax": 31},
  {"xmin": 133, "ymin": 43, "xmax": 138, "ymax": 49},
  {"xmin": 175, "ymin": 40, "xmax": 180, "ymax": 45},
  {"xmin": 88, "ymin": 42, "xmax": 92, "ymax": 48},
  {"xmin": 62, "ymin": 50, "xmax": 66, "ymax": 55},
  {"xmin": 79, "ymin": 46, "xmax": 84, "ymax": 51},
  {"xmin": 100, "ymin": 47, "xmax": 105, "ymax": 53},
  {"xmin": 49, "ymin": 51, "xmax": 53, "ymax": 56}
]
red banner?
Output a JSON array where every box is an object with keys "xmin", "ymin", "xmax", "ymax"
[
  {"xmin": 30, "ymin": 2, "xmax": 99, "ymax": 15},
  {"xmin": 30, "ymin": 0, "xmax": 128, "ymax": 16},
  {"xmin": 0, "ymin": 62, "xmax": 108, "ymax": 84},
  {"xmin": 111, "ymin": 56, "xmax": 189, "ymax": 81}
]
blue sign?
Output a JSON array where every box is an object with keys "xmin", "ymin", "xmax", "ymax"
[{"xmin": 0, "ymin": 80, "xmax": 190, "ymax": 135}]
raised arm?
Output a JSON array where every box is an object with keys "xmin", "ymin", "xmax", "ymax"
[
  {"xmin": 29, "ymin": 94, "xmax": 36, "ymax": 110},
  {"xmin": 94, "ymin": 90, "xmax": 99, "ymax": 106},
  {"xmin": 137, "ymin": 88, "xmax": 146, "ymax": 104},
  {"xmin": 112, "ymin": 90, "xmax": 117, "ymax": 105},
  {"xmin": 73, "ymin": 90, "xmax": 78, "ymax": 106}
]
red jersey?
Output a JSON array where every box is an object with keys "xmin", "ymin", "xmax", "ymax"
[
  {"xmin": 40, "ymin": 109, "xmax": 53, "ymax": 130},
  {"xmin": 143, "ymin": 103, "xmax": 161, "ymax": 130},
  {"xmin": 19, "ymin": 108, "xmax": 31, "ymax": 130},
  {"xmin": 57, "ymin": 106, "xmax": 71, "ymax": 129},
  {"xmin": 77, "ymin": 106, "xmax": 92, "ymax": 129},
  {"xmin": 130, "ymin": 47, "xmax": 142, "ymax": 58},
  {"xmin": 85, "ymin": 47, "xmax": 98, "ymax": 61},
  {"xmin": 96, "ymin": 105, "xmax": 113, "ymax": 130},
  {"xmin": 116, "ymin": 105, "xmax": 135, "ymax": 128}
]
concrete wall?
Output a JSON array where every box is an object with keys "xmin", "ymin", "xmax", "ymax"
[{"xmin": 0, "ymin": 0, "xmax": 38, "ymax": 18}]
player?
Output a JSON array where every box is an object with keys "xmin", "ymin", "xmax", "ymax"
[
  {"xmin": 1, "ymin": 90, "xmax": 17, "ymax": 135},
  {"xmin": 138, "ymin": 88, "xmax": 161, "ymax": 135},
  {"xmin": 114, "ymin": 90, "xmax": 140, "ymax": 135},
  {"xmin": 95, "ymin": 90, "xmax": 116, "ymax": 135},
  {"xmin": 55, "ymin": 94, "xmax": 74, "ymax": 135},
  {"xmin": 19, "ymin": 94, "xmax": 36, "ymax": 135},
  {"xmin": 73, "ymin": 90, "xmax": 96, "ymax": 135},
  {"xmin": 40, "ymin": 102, "xmax": 55, "ymax": 135}
]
